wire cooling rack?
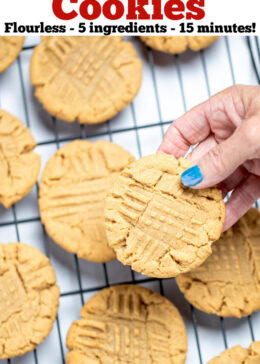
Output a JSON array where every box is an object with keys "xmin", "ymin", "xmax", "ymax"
[{"xmin": 0, "ymin": 36, "xmax": 259, "ymax": 364}]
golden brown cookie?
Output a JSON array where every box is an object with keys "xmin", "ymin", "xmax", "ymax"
[
  {"xmin": 66, "ymin": 284, "xmax": 187, "ymax": 364},
  {"xmin": 0, "ymin": 242, "xmax": 59, "ymax": 359},
  {"xmin": 0, "ymin": 110, "xmax": 40, "ymax": 208},
  {"xmin": 140, "ymin": 36, "xmax": 218, "ymax": 54},
  {"xmin": 30, "ymin": 36, "xmax": 142, "ymax": 124},
  {"xmin": 39, "ymin": 140, "xmax": 134, "ymax": 262},
  {"xmin": 208, "ymin": 341, "xmax": 260, "ymax": 364},
  {"xmin": 0, "ymin": 36, "xmax": 25, "ymax": 73},
  {"xmin": 176, "ymin": 208, "xmax": 260, "ymax": 318},
  {"xmin": 105, "ymin": 154, "xmax": 225, "ymax": 278}
]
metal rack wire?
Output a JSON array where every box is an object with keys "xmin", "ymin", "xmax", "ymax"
[{"xmin": 0, "ymin": 36, "xmax": 259, "ymax": 364}]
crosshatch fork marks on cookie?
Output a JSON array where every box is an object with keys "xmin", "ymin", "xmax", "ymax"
[
  {"xmin": 0, "ymin": 243, "xmax": 59, "ymax": 359},
  {"xmin": 176, "ymin": 208, "xmax": 260, "ymax": 318},
  {"xmin": 66, "ymin": 285, "xmax": 187, "ymax": 364},
  {"xmin": 39, "ymin": 140, "xmax": 135, "ymax": 262},
  {"xmin": 1, "ymin": 36, "xmax": 259, "ymax": 364},
  {"xmin": 0, "ymin": 110, "xmax": 40, "ymax": 208},
  {"xmin": 30, "ymin": 36, "xmax": 142, "ymax": 124},
  {"xmin": 105, "ymin": 154, "xmax": 225, "ymax": 278},
  {"xmin": 0, "ymin": 36, "xmax": 25, "ymax": 73}
]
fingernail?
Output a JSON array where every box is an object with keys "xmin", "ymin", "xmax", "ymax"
[{"xmin": 181, "ymin": 165, "xmax": 203, "ymax": 187}]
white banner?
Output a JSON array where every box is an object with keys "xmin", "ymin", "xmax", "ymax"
[{"xmin": 0, "ymin": 0, "xmax": 259, "ymax": 36}]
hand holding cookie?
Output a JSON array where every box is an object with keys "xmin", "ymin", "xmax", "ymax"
[{"xmin": 159, "ymin": 85, "xmax": 260, "ymax": 231}]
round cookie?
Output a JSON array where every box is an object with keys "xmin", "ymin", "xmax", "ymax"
[
  {"xmin": 140, "ymin": 36, "xmax": 218, "ymax": 54},
  {"xmin": 0, "ymin": 110, "xmax": 41, "ymax": 208},
  {"xmin": 66, "ymin": 284, "xmax": 187, "ymax": 364},
  {"xmin": 0, "ymin": 36, "xmax": 25, "ymax": 73},
  {"xmin": 0, "ymin": 242, "xmax": 60, "ymax": 359},
  {"xmin": 176, "ymin": 208, "xmax": 260, "ymax": 317},
  {"xmin": 208, "ymin": 341, "xmax": 260, "ymax": 364},
  {"xmin": 30, "ymin": 36, "xmax": 142, "ymax": 124},
  {"xmin": 105, "ymin": 154, "xmax": 225, "ymax": 278},
  {"xmin": 39, "ymin": 140, "xmax": 135, "ymax": 262}
]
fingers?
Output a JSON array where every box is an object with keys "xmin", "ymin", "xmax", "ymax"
[
  {"xmin": 187, "ymin": 135, "xmax": 217, "ymax": 163},
  {"xmin": 244, "ymin": 159, "xmax": 260, "ymax": 176},
  {"xmin": 158, "ymin": 85, "xmax": 245, "ymax": 156},
  {"xmin": 158, "ymin": 123, "xmax": 191, "ymax": 157},
  {"xmin": 223, "ymin": 174, "xmax": 260, "ymax": 231},
  {"xmin": 218, "ymin": 166, "xmax": 249, "ymax": 198},
  {"xmin": 158, "ymin": 100, "xmax": 211, "ymax": 156},
  {"xmin": 181, "ymin": 118, "xmax": 257, "ymax": 189}
]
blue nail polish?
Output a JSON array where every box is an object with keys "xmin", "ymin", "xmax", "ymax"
[{"xmin": 181, "ymin": 165, "xmax": 203, "ymax": 187}]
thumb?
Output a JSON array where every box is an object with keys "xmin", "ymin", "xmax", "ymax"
[{"xmin": 181, "ymin": 121, "xmax": 255, "ymax": 189}]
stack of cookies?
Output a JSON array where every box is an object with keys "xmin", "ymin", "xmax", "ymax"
[{"xmin": 0, "ymin": 35, "xmax": 259, "ymax": 364}]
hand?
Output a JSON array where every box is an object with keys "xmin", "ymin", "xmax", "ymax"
[{"xmin": 158, "ymin": 85, "xmax": 260, "ymax": 231}]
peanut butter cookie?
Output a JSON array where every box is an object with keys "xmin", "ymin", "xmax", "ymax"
[
  {"xmin": 0, "ymin": 242, "xmax": 59, "ymax": 359},
  {"xmin": 39, "ymin": 140, "xmax": 134, "ymax": 262},
  {"xmin": 140, "ymin": 36, "xmax": 218, "ymax": 54},
  {"xmin": 0, "ymin": 110, "xmax": 40, "ymax": 208},
  {"xmin": 0, "ymin": 36, "xmax": 25, "ymax": 73},
  {"xmin": 67, "ymin": 285, "xmax": 187, "ymax": 364},
  {"xmin": 31, "ymin": 36, "xmax": 142, "ymax": 124},
  {"xmin": 105, "ymin": 154, "xmax": 225, "ymax": 278},
  {"xmin": 176, "ymin": 208, "xmax": 260, "ymax": 317},
  {"xmin": 208, "ymin": 341, "xmax": 260, "ymax": 364}
]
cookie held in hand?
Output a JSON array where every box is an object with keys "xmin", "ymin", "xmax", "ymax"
[{"xmin": 105, "ymin": 154, "xmax": 225, "ymax": 278}]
